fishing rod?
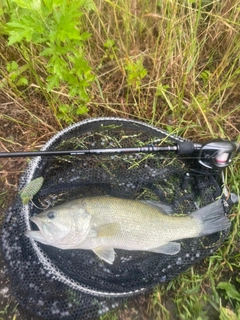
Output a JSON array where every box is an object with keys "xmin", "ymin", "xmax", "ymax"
[{"xmin": 0, "ymin": 140, "xmax": 239, "ymax": 170}]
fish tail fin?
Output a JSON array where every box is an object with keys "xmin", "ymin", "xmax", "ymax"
[{"xmin": 191, "ymin": 199, "xmax": 231, "ymax": 236}]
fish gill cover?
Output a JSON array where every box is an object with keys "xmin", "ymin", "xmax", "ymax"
[{"xmin": 1, "ymin": 118, "xmax": 233, "ymax": 319}]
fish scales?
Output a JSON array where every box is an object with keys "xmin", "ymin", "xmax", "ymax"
[{"xmin": 82, "ymin": 197, "xmax": 200, "ymax": 249}]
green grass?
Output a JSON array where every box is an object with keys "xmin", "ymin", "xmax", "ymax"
[{"xmin": 0, "ymin": 0, "xmax": 240, "ymax": 319}]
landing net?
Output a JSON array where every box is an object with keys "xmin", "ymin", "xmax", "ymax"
[{"xmin": 2, "ymin": 118, "xmax": 232, "ymax": 319}]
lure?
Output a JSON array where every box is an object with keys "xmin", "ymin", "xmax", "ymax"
[{"xmin": 19, "ymin": 177, "xmax": 44, "ymax": 205}]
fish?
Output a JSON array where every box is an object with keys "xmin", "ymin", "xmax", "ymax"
[{"xmin": 25, "ymin": 196, "xmax": 231, "ymax": 264}]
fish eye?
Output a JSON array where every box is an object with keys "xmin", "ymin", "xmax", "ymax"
[{"xmin": 47, "ymin": 211, "xmax": 56, "ymax": 219}]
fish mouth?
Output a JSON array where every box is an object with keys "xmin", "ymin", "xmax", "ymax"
[
  {"xmin": 25, "ymin": 220, "xmax": 46, "ymax": 245},
  {"xmin": 30, "ymin": 216, "xmax": 56, "ymax": 238},
  {"xmin": 30, "ymin": 216, "xmax": 44, "ymax": 232},
  {"xmin": 25, "ymin": 216, "xmax": 58, "ymax": 245}
]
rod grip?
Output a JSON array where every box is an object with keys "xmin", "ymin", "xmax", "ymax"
[{"xmin": 177, "ymin": 141, "xmax": 195, "ymax": 155}]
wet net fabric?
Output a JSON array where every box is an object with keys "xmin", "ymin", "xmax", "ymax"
[{"xmin": 1, "ymin": 118, "xmax": 231, "ymax": 319}]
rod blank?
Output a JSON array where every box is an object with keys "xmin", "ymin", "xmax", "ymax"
[{"xmin": 0, "ymin": 141, "xmax": 201, "ymax": 158}]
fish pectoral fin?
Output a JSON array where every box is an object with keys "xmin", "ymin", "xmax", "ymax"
[
  {"xmin": 94, "ymin": 222, "xmax": 121, "ymax": 238},
  {"xmin": 93, "ymin": 247, "xmax": 116, "ymax": 264},
  {"xmin": 149, "ymin": 242, "xmax": 181, "ymax": 255}
]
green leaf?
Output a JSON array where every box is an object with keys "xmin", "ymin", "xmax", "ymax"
[
  {"xmin": 219, "ymin": 307, "xmax": 238, "ymax": 320},
  {"xmin": 59, "ymin": 104, "xmax": 70, "ymax": 113},
  {"xmin": 104, "ymin": 39, "xmax": 115, "ymax": 49},
  {"xmin": 8, "ymin": 29, "xmax": 30, "ymax": 45},
  {"xmin": 156, "ymin": 84, "xmax": 170, "ymax": 97},
  {"xmin": 7, "ymin": 61, "xmax": 19, "ymax": 72},
  {"xmin": 7, "ymin": 20, "xmax": 27, "ymax": 29},
  {"xmin": 12, "ymin": 0, "xmax": 32, "ymax": 9},
  {"xmin": 79, "ymin": 31, "xmax": 91, "ymax": 41},
  {"xmin": 40, "ymin": 47, "xmax": 55, "ymax": 57},
  {"xmin": 46, "ymin": 74, "xmax": 60, "ymax": 91},
  {"xmin": 82, "ymin": 0, "xmax": 96, "ymax": 11},
  {"xmin": 217, "ymin": 282, "xmax": 240, "ymax": 301},
  {"xmin": 76, "ymin": 105, "xmax": 88, "ymax": 115},
  {"xmin": 16, "ymin": 77, "xmax": 28, "ymax": 86}
]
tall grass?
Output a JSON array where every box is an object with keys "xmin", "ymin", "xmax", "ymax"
[
  {"xmin": 84, "ymin": 0, "xmax": 240, "ymax": 139},
  {"xmin": 1, "ymin": 0, "xmax": 240, "ymax": 138},
  {"xmin": 0, "ymin": 0, "xmax": 240, "ymax": 319}
]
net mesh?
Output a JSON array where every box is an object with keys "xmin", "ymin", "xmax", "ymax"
[{"xmin": 1, "ymin": 118, "xmax": 231, "ymax": 319}]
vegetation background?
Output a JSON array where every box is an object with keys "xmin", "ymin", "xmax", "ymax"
[{"xmin": 0, "ymin": 0, "xmax": 239, "ymax": 319}]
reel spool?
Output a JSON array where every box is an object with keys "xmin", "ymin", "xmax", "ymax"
[{"xmin": 2, "ymin": 118, "xmax": 235, "ymax": 319}]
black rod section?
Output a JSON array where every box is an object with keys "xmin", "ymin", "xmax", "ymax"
[
  {"xmin": 0, "ymin": 146, "xmax": 177, "ymax": 158},
  {"xmin": 0, "ymin": 141, "xmax": 202, "ymax": 158}
]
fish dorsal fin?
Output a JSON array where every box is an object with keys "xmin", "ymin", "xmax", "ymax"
[
  {"xmin": 94, "ymin": 222, "xmax": 121, "ymax": 238},
  {"xmin": 149, "ymin": 242, "xmax": 181, "ymax": 255},
  {"xmin": 93, "ymin": 247, "xmax": 116, "ymax": 264},
  {"xmin": 141, "ymin": 200, "xmax": 173, "ymax": 215}
]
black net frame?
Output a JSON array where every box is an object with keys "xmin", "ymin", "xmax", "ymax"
[{"xmin": 1, "ymin": 117, "xmax": 232, "ymax": 319}]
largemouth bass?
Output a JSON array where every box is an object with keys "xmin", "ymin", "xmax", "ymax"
[{"xmin": 25, "ymin": 196, "xmax": 230, "ymax": 264}]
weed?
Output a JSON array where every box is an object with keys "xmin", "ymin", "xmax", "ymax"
[
  {"xmin": 6, "ymin": 61, "xmax": 28, "ymax": 87},
  {"xmin": 217, "ymin": 282, "xmax": 240, "ymax": 302},
  {"xmin": 217, "ymin": 281, "xmax": 240, "ymax": 320},
  {"xmin": 2, "ymin": 0, "xmax": 95, "ymax": 123},
  {"xmin": 125, "ymin": 57, "xmax": 147, "ymax": 90}
]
